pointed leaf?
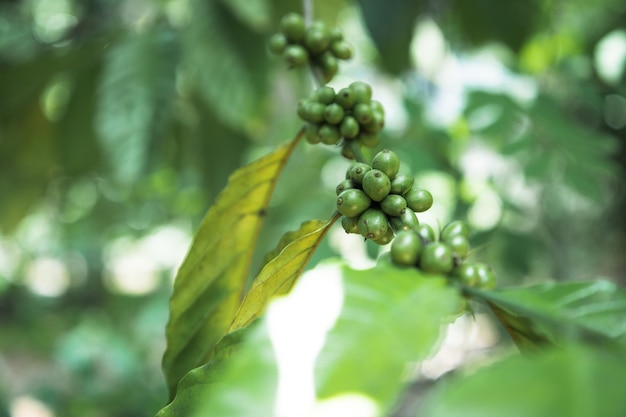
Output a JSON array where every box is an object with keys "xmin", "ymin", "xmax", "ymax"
[
  {"xmin": 419, "ymin": 344, "xmax": 626, "ymax": 417},
  {"xmin": 356, "ymin": 0, "xmax": 425, "ymax": 73},
  {"xmin": 229, "ymin": 216, "xmax": 339, "ymax": 332},
  {"xmin": 162, "ymin": 136, "xmax": 300, "ymax": 399},
  {"xmin": 467, "ymin": 280, "xmax": 626, "ymax": 351},
  {"xmin": 96, "ymin": 28, "xmax": 178, "ymax": 183},
  {"xmin": 450, "ymin": 0, "xmax": 543, "ymax": 52},
  {"xmin": 183, "ymin": 0, "xmax": 268, "ymax": 131},
  {"xmin": 260, "ymin": 218, "xmax": 330, "ymax": 268},
  {"xmin": 315, "ymin": 262, "xmax": 462, "ymax": 410},
  {"xmin": 220, "ymin": 0, "xmax": 272, "ymax": 31},
  {"xmin": 156, "ymin": 322, "xmax": 278, "ymax": 417}
]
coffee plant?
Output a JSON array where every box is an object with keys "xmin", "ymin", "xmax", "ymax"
[{"xmin": 154, "ymin": 10, "xmax": 626, "ymax": 417}]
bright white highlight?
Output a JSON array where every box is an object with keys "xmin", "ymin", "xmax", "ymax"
[
  {"xmin": 25, "ymin": 257, "xmax": 70, "ymax": 297},
  {"xmin": 104, "ymin": 224, "xmax": 191, "ymax": 295},
  {"xmin": 310, "ymin": 393, "xmax": 379, "ymax": 417},
  {"xmin": 10, "ymin": 395, "xmax": 55, "ymax": 417},
  {"xmin": 267, "ymin": 262, "xmax": 345, "ymax": 417},
  {"xmin": 595, "ymin": 30, "xmax": 626, "ymax": 86}
]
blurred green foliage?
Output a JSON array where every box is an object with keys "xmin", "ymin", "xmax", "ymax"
[{"xmin": 0, "ymin": 0, "xmax": 624, "ymax": 415}]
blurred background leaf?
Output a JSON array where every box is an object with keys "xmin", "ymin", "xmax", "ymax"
[
  {"xmin": 419, "ymin": 344, "xmax": 626, "ymax": 417},
  {"xmin": 315, "ymin": 263, "xmax": 461, "ymax": 413},
  {"xmin": 468, "ymin": 280, "xmax": 626, "ymax": 351}
]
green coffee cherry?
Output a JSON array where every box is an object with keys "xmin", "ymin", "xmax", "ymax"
[
  {"xmin": 441, "ymin": 220, "xmax": 471, "ymax": 240},
  {"xmin": 336, "ymin": 179, "xmax": 355, "ymax": 195},
  {"xmin": 300, "ymin": 101, "xmax": 325, "ymax": 124},
  {"xmin": 353, "ymin": 103, "xmax": 373, "ymax": 124},
  {"xmin": 454, "ymin": 263, "xmax": 479, "ymax": 286},
  {"xmin": 336, "ymin": 189, "xmax": 371, "ymax": 217},
  {"xmin": 388, "ymin": 216, "xmax": 407, "ymax": 233},
  {"xmin": 362, "ymin": 109, "xmax": 384, "ymax": 133},
  {"xmin": 405, "ymin": 189, "xmax": 433, "ymax": 212},
  {"xmin": 329, "ymin": 28, "xmax": 343, "ymax": 42},
  {"xmin": 340, "ymin": 116, "xmax": 360, "ymax": 139},
  {"xmin": 335, "ymin": 88, "xmax": 356, "ymax": 109},
  {"xmin": 372, "ymin": 149, "xmax": 400, "ymax": 180},
  {"xmin": 304, "ymin": 25, "xmax": 330, "ymax": 54},
  {"xmin": 370, "ymin": 100, "xmax": 384, "ymax": 115},
  {"xmin": 456, "ymin": 262, "xmax": 496, "ymax": 289},
  {"xmin": 268, "ymin": 33, "xmax": 288, "ymax": 55},
  {"xmin": 362, "ymin": 169, "xmax": 391, "ymax": 202},
  {"xmin": 347, "ymin": 162, "xmax": 371, "ymax": 186},
  {"xmin": 390, "ymin": 174, "xmax": 414, "ymax": 195},
  {"xmin": 280, "ymin": 13, "xmax": 306, "ymax": 42},
  {"xmin": 341, "ymin": 215, "xmax": 360, "ymax": 234},
  {"xmin": 297, "ymin": 99, "xmax": 310, "ymax": 120},
  {"xmin": 474, "ymin": 263, "xmax": 496, "ymax": 289},
  {"xmin": 324, "ymin": 103, "xmax": 345, "ymax": 125},
  {"xmin": 330, "ymin": 40, "xmax": 353, "ymax": 60},
  {"xmin": 314, "ymin": 86, "xmax": 336, "ymax": 104},
  {"xmin": 414, "ymin": 223, "xmax": 436, "ymax": 244},
  {"xmin": 317, "ymin": 51, "xmax": 338, "ymax": 82},
  {"xmin": 349, "ymin": 81, "xmax": 372, "ymax": 104},
  {"xmin": 357, "ymin": 208, "xmax": 389, "ymax": 240},
  {"xmin": 391, "ymin": 230, "xmax": 422, "ymax": 266},
  {"xmin": 356, "ymin": 131, "xmax": 379, "ymax": 148},
  {"xmin": 284, "ymin": 44, "xmax": 308, "ymax": 67},
  {"xmin": 388, "ymin": 215, "xmax": 404, "ymax": 232},
  {"xmin": 420, "ymin": 242, "xmax": 454, "ymax": 274},
  {"xmin": 443, "ymin": 234, "xmax": 470, "ymax": 259},
  {"xmin": 304, "ymin": 123, "xmax": 320, "ymax": 144},
  {"xmin": 318, "ymin": 124, "xmax": 341, "ymax": 145},
  {"xmin": 400, "ymin": 208, "xmax": 419, "ymax": 229},
  {"xmin": 373, "ymin": 227, "xmax": 395, "ymax": 245},
  {"xmin": 380, "ymin": 194, "xmax": 407, "ymax": 217}
]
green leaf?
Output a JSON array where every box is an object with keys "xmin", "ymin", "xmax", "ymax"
[
  {"xmin": 467, "ymin": 280, "xmax": 626, "ymax": 351},
  {"xmin": 450, "ymin": 0, "xmax": 543, "ymax": 52},
  {"xmin": 229, "ymin": 216, "xmax": 339, "ymax": 332},
  {"xmin": 183, "ymin": 0, "xmax": 268, "ymax": 132},
  {"xmin": 57, "ymin": 54, "xmax": 103, "ymax": 175},
  {"xmin": 162, "ymin": 136, "xmax": 300, "ymax": 399},
  {"xmin": 464, "ymin": 91, "xmax": 526, "ymax": 146},
  {"xmin": 220, "ymin": 0, "xmax": 272, "ymax": 31},
  {"xmin": 356, "ymin": 0, "xmax": 424, "ymax": 73},
  {"xmin": 96, "ymin": 28, "xmax": 178, "ymax": 184},
  {"xmin": 315, "ymin": 262, "xmax": 462, "ymax": 410},
  {"xmin": 419, "ymin": 344, "xmax": 626, "ymax": 417},
  {"xmin": 156, "ymin": 322, "xmax": 278, "ymax": 417},
  {"xmin": 523, "ymin": 95, "xmax": 619, "ymax": 199}
]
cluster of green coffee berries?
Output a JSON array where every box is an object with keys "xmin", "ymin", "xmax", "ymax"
[
  {"xmin": 336, "ymin": 149, "xmax": 434, "ymax": 245},
  {"xmin": 298, "ymin": 83, "xmax": 385, "ymax": 156},
  {"xmin": 389, "ymin": 220, "xmax": 496, "ymax": 289},
  {"xmin": 268, "ymin": 13, "xmax": 352, "ymax": 82}
]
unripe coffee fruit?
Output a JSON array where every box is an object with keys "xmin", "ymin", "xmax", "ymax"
[
  {"xmin": 337, "ymin": 189, "xmax": 371, "ymax": 217},
  {"xmin": 372, "ymin": 149, "xmax": 400, "ymax": 179},
  {"xmin": 391, "ymin": 230, "xmax": 423, "ymax": 266},
  {"xmin": 420, "ymin": 242, "xmax": 454, "ymax": 274},
  {"xmin": 362, "ymin": 169, "xmax": 391, "ymax": 202},
  {"xmin": 357, "ymin": 208, "xmax": 389, "ymax": 240}
]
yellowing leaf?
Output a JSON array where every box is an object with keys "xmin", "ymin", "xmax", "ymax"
[
  {"xmin": 228, "ymin": 215, "xmax": 339, "ymax": 332},
  {"xmin": 162, "ymin": 135, "xmax": 300, "ymax": 399}
]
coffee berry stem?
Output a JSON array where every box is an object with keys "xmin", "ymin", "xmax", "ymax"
[
  {"xmin": 347, "ymin": 139, "xmax": 369, "ymax": 164},
  {"xmin": 302, "ymin": 0, "xmax": 313, "ymax": 25},
  {"xmin": 309, "ymin": 66, "xmax": 325, "ymax": 90}
]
